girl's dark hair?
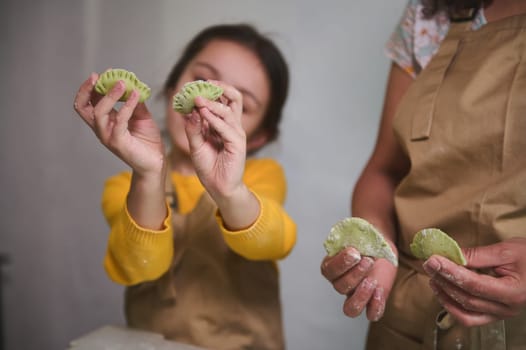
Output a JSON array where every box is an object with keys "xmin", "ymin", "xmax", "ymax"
[
  {"xmin": 163, "ymin": 23, "xmax": 289, "ymax": 144},
  {"xmin": 421, "ymin": 0, "xmax": 493, "ymax": 20}
]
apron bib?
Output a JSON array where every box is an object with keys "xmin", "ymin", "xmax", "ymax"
[
  {"xmin": 367, "ymin": 14, "xmax": 526, "ymax": 350},
  {"xmin": 124, "ymin": 192, "xmax": 285, "ymax": 350}
]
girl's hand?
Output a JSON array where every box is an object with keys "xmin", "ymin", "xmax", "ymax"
[
  {"xmin": 423, "ymin": 237, "xmax": 526, "ymax": 327},
  {"xmin": 183, "ymin": 80, "xmax": 247, "ymax": 201},
  {"xmin": 73, "ymin": 73, "xmax": 165, "ymax": 176},
  {"xmin": 321, "ymin": 246, "xmax": 398, "ymax": 321}
]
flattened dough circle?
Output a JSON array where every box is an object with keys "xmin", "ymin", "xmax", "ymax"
[
  {"xmin": 324, "ymin": 217, "xmax": 398, "ymax": 266},
  {"xmin": 410, "ymin": 228, "xmax": 467, "ymax": 265}
]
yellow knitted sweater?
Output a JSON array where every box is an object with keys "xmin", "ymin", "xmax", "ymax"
[{"xmin": 101, "ymin": 158, "xmax": 296, "ymax": 286}]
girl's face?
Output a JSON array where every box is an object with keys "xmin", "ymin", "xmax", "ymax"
[{"xmin": 166, "ymin": 39, "xmax": 271, "ymax": 156}]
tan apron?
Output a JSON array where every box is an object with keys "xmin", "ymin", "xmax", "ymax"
[
  {"xmin": 124, "ymin": 192, "xmax": 285, "ymax": 350},
  {"xmin": 367, "ymin": 14, "xmax": 526, "ymax": 350}
]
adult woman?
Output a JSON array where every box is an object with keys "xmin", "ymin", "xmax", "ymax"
[
  {"xmin": 321, "ymin": 1, "xmax": 526, "ymax": 348},
  {"xmin": 74, "ymin": 24, "xmax": 296, "ymax": 350}
]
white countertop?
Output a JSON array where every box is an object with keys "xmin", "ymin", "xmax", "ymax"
[{"xmin": 69, "ymin": 325, "xmax": 207, "ymax": 350}]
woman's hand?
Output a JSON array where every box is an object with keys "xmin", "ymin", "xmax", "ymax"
[
  {"xmin": 325, "ymin": 63, "xmax": 411, "ymax": 322},
  {"xmin": 73, "ymin": 73, "xmax": 165, "ymax": 176},
  {"xmin": 183, "ymin": 80, "xmax": 247, "ymax": 201},
  {"xmin": 423, "ymin": 237, "xmax": 526, "ymax": 327},
  {"xmin": 321, "ymin": 246, "xmax": 398, "ymax": 321}
]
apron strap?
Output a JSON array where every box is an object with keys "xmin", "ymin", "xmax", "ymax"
[
  {"xmin": 155, "ymin": 158, "xmax": 182, "ymax": 301},
  {"xmin": 410, "ymin": 21, "xmax": 470, "ymax": 141}
]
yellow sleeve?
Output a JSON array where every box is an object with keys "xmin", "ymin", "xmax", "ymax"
[
  {"xmin": 217, "ymin": 159, "xmax": 297, "ymax": 261},
  {"xmin": 101, "ymin": 172, "xmax": 174, "ymax": 286}
]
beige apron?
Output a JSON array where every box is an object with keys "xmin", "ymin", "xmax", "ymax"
[
  {"xmin": 367, "ymin": 14, "xmax": 526, "ymax": 350},
  {"xmin": 124, "ymin": 192, "xmax": 285, "ymax": 350}
]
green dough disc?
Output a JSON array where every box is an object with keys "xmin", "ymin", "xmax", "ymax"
[
  {"xmin": 324, "ymin": 217, "xmax": 398, "ymax": 267},
  {"xmin": 94, "ymin": 68, "xmax": 151, "ymax": 103},
  {"xmin": 172, "ymin": 80, "xmax": 224, "ymax": 114},
  {"xmin": 410, "ymin": 228, "xmax": 467, "ymax": 265}
]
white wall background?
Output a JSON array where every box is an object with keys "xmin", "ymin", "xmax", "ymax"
[{"xmin": 0, "ymin": 0, "xmax": 407, "ymax": 349}]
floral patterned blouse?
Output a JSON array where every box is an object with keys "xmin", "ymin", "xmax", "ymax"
[{"xmin": 386, "ymin": 0, "xmax": 487, "ymax": 77}]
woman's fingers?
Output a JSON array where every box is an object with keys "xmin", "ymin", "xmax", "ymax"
[
  {"xmin": 321, "ymin": 247, "xmax": 362, "ymax": 282},
  {"xmin": 429, "ymin": 280, "xmax": 500, "ymax": 327},
  {"xmin": 429, "ymin": 277, "xmax": 518, "ymax": 318},
  {"xmin": 363, "ymin": 259, "xmax": 397, "ymax": 321},
  {"xmin": 321, "ymin": 249, "xmax": 397, "ymax": 321},
  {"xmin": 423, "ymin": 255, "xmax": 518, "ymax": 305},
  {"xmin": 332, "ymin": 257, "xmax": 374, "ymax": 294},
  {"xmin": 366, "ymin": 286, "xmax": 387, "ymax": 322},
  {"xmin": 423, "ymin": 239, "xmax": 526, "ymax": 327},
  {"xmin": 343, "ymin": 278, "xmax": 377, "ymax": 317},
  {"xmin": 462, "ymin": 239, "xmax": 517, "ymax": 269}
]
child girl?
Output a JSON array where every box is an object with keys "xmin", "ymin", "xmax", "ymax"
[{"xmin": 73, "ymin": 23, "xmax": 296, "ymax": 350}]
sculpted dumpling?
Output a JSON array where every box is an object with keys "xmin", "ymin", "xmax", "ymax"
[
  {"xmin": 95, "ymin": 68, "xmax": 151, "ymax": 103},
  {"xmin": 172, "ymin": 80, "xmax": 224, "ymax": 114}
]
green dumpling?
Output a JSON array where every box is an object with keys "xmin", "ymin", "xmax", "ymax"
[
  {"xmin": 324, "ymin": 217, "xmax": 398, "ymax": 267},
  {"xmin": 95, "ymin": 68, "xmax": 151, "ymax": 103},
  {"xmin": 410, "ymin": 228, "xmax": 467, "ymax": 265},
  {"xmin": 172, "ymin": 80, "xmax": 224, "ymax": 114}
]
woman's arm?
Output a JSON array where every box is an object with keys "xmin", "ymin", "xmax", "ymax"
[
  {"xmin": 321, "ymin": 63, "xmax": 413, "ymax": 321},
  {"xmin": 352, "ymin": 62, "xmax": 412, "ymax": 243}
]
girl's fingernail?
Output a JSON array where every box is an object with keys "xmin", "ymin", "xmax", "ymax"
[
  {"xmin": 89, "ymin": 73, "xmax": 97, "ymax": 85},
  {"xmin": 195, "ymin": 96, "xmax": 207, "ymax": 105}
]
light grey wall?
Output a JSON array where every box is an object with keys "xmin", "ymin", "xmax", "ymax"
[{"xmin": 0, "ymin": 0, "xmax": 406, "ymax": 349}]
